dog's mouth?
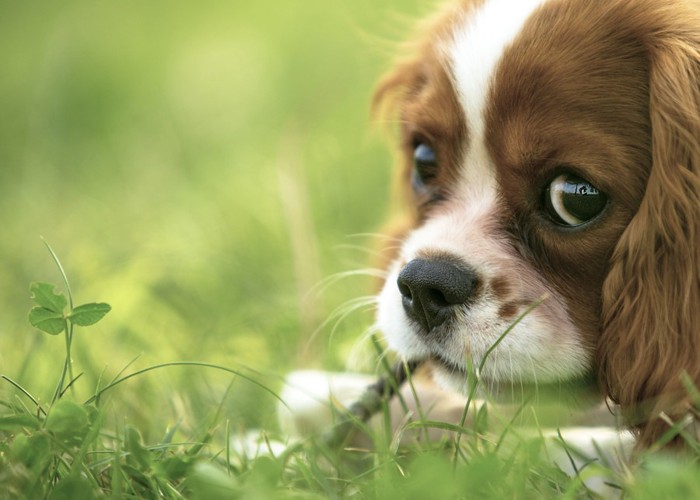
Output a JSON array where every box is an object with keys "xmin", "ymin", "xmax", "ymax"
[{"xmin": 430, "ymin": 353, "xmax": 467, "ymax": 377}]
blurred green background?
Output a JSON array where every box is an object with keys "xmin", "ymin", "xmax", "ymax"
[{"xmin": 0, "ymin": 0, "xmax": 426, "ymax": 436}]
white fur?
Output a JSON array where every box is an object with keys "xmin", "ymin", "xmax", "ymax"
[
  {"xmin": 545, "ymin": 427, "xmax": 635, "ymax": 496},
  {"xmin": 277, "ymin": 370, "xmax": 375, "ymax": 436},
  {"xmin": 449, "ymin": 0, "xmax": 549, "ymax": 201}
]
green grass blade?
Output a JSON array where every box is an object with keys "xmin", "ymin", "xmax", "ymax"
[
  {"xmin": 0, "ymin": 374, "xmax": 45, "ymax": 416},
  {"xmin": 83, "ymin": 361, "xmax": 287, "ymax": 408}
]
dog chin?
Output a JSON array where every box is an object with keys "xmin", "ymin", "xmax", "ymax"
[{"xmin": 427, "ymin": 356, "xmax": 470, "ymax": 394}]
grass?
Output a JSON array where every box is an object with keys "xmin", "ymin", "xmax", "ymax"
[
  {"xmin": 1, "ymin": 0, "xmax": 699, "ymax": 497},
  {"xmin": 0, "ymin": 0, "xmax": 420, "ymax": 435},
  {"xmin": 3, "ymin": 262, "xmax": 699, "ymax": 498},
  {"xmin": 2, "ymin": 252, "xmax": 699, "ymax": 498}
]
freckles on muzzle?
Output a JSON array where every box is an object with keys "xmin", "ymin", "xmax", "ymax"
[{"xmin": 396, "ymin": 257, "xmax": 479, "ymax": 333}]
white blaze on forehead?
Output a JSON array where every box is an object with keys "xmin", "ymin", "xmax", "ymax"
[{"xmin": 448, "ymin": 0, "xmax": 548, "ymax": 197}]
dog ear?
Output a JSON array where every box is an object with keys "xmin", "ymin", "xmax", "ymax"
[
  {"xmin": 369, "ymin": 32, "xmax": 433, "ymax": 276},
  {"xmin": 599, "ymin": 16, "xmax": 700, "ymax": 448},
  {"xmin": 369, "ymin": 3, "xmax": 473, "ymax": 277},
  {"xmin": 370, "ymin": 60, "xmax": 422, "ymax": 278}
]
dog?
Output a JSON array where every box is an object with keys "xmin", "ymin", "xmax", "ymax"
[{"xmin": 281, "ymin": 0, "xmax": 700, "ymax": 459}]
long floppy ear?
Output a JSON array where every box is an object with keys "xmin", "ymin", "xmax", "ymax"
[{"xmin": 599, "ymin": 13, "xmax": 700, "ymax": 448}]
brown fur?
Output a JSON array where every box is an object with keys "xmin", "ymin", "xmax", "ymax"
[
  {"xmin": 373, "ymin": 0, "xmax": 700, "ymax": 449},
  {"xmin": 598, "ymin": 0, "xmax": 700, "ymax": 448}
]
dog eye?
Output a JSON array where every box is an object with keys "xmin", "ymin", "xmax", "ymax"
[
  {"xmin": 412, "ymin": 142, "xmax": 437, "ymax": 190},
  {"xmin": 544, "ymin": 173, "xmax": 607, "ymax": 226}
]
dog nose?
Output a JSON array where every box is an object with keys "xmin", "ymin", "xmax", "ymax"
[{"xmin": 397, "ymin": 258, "xmax": 477, "ymax": 332}]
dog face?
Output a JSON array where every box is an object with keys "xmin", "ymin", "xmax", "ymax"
[{"xmin": 374, "ymin": 0, "xmax": 700, "ymax": 446}]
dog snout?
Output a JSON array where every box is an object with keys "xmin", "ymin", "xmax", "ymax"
[{"xmin": 397, "ymin": 258, "xmax": 478, "ymax": 332}]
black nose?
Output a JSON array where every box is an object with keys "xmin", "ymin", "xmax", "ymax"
[{"xmin": 397, "ymin": 258, "xmax": 478, "ymax": 332}]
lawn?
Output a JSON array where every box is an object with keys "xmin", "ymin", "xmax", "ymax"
[
  {"xmin": 0, "ymin": 0, "xmax": 424, "ymax": 429},
  {"xmin": 1, "ymin": 0, "xmax": 699, "ymax": 498}
]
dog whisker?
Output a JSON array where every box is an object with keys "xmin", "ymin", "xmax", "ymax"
[
  {"xmin": 347, "ymin": 323, "xmax": 387, "ymax": 371},
  {"xmin": 302, "ymin": 296, "xmax": 377, "ymax": 354},
  {"xmin": 307, "ymin": 269, "xmax": 386, "ymax": 299}
]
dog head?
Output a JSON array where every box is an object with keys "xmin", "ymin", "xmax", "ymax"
[{"xmin": 373, "ymin": 0, "xmax": 700, "ymax": 447}]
